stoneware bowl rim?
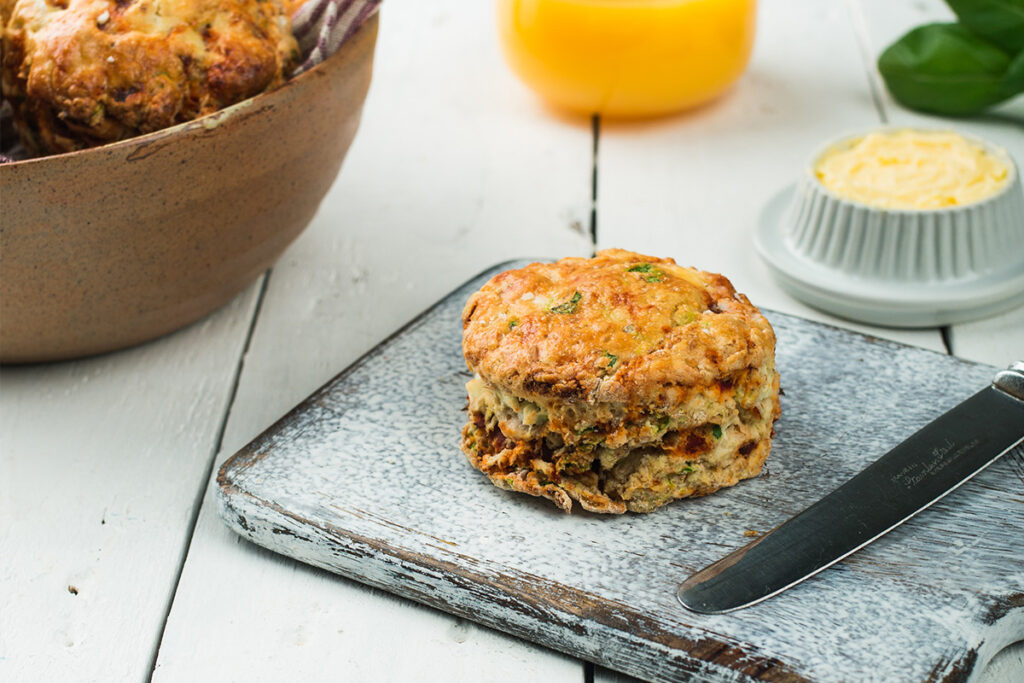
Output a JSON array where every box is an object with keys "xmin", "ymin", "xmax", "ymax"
[{"xmin": 1, "ymin": 34, "xmax": 345, "ymax": 171}]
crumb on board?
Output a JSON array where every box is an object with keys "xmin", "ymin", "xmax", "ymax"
[{"xmin": 744, "ymin": 530, "xmax": 760, "ymax": 537}]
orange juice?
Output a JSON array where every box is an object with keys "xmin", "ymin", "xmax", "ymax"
[{"xmin": 498, "ymin": 0, "xmax": 757, "ymax": 118}]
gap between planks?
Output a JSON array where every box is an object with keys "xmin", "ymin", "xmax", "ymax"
[
  {"xmin": 147, "ymin": 269, "xmax": 273, "ymax": 680},
  {"xmin": 590, "ymin": 114, "xmax": 600, "ymax": 255}
]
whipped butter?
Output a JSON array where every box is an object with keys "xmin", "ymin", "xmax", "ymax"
[{"xmin": 814, "ymin": 129, "xmax": 1010, "ymax": 210}]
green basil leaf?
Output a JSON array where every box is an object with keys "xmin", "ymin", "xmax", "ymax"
[
  {"xmin": 945, "ymin": 0, "xmax": 1024, "ymax": 54},
  {"xmin": 878, "ymin": 23, "xmax": 1017, "ymax": 115},
  {"xmin": 1006, "ymin": 48, "xmax": 1024, "ymax": 91}
]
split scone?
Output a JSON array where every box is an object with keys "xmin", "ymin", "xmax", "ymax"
[{"xmin": 460, "ymin": 249, "xmax": 780, "ymax": 514}]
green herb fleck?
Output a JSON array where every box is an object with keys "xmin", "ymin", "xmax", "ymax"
[
  {"xmin": 627, "ymin": 263, "xmax": 665, "ymax": 282},
  {"xmin": 603, "ymin": 351, "xmax": 618, "ymax": 368},
  {"xmin": 672, "ymin": 307, "xmax": 698, "ymax": 326},
  {"xmin": 681, "ymin": 465, "xmax": 696, "ymax": 473},
  {"xmin": 712, "ymin": 424, "xmax": 723, "ymax": 439},
  {"xmin": 508, "ymin": 319, "xmax": 519, "ymax": 329},
  {"xmin": 656, "ymin": 416, "xmax": 671, "ymax": 432},
  {"xmin": 550, "ymin": 291, "xmax": 582, "ymax": 314}
]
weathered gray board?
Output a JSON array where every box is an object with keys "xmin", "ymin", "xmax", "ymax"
[{"xmin": 218, "ymin": 261, "xmax": 1024, "ymax": 683}]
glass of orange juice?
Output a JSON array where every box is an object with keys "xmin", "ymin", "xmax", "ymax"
[{"xmin": 497, "ymin": 0, "xmax": 757, "ymax": 118}]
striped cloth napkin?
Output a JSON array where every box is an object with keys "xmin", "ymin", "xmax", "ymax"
[
  {"xmin": 0, "ymin": 0, "xmax": 381, "ymax": 162},
  {"xmin": 293, "ymin": 0, "xmax": 382, "ymax": 76}
]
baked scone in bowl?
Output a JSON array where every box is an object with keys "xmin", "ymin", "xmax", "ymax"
[
  {"xmin": 460, "ymin": 249, "xmax": 781, "ymax": 514},
  {"xmin": 2, "ymin": 0, "xmax": 299, "ymax": 155},
  {"xmin": 0, "ymin": 6, "xmax": 377, "ymax": 362}
]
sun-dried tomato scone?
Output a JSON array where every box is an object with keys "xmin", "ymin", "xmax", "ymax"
[
  {"xmin": 1, "ymin": 0, "xmax": 298, "ymax": 155},
  {"xmin": 460, "ymin": 249, "xmax": 781, "ymax": 514}
]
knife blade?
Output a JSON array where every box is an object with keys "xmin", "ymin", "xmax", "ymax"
[{"xmin": 677, "ymin": 361, "xmax": 1024, "ymax": 615}]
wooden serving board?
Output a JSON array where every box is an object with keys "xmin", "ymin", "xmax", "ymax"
[{"xmin": 217, "ymin": 261, "xmax": 1024, "ymax": 683}]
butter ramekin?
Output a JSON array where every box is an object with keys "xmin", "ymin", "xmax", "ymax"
[{"xmin": 755, "ymin": 128, "xmax": 1024, "ymax": 327}]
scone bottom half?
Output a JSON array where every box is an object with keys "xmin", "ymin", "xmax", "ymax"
[{"xmin": 459, "ymin": 249, "xmax": 781, "ymax": 514}]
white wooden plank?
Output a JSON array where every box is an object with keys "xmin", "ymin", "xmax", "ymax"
[
  {"xmin": 0, "ymin": 282, "xmax": 261, "ymax": 682},
  {"xmin": 985, "ymin": 647, "xmax": 1024, "ymax": 683},
  {"xmin": 853, "ymin": 0, "xmax": 1024, "ymax": 370},
  {"xmin": 595, "ymin": 0, "xmax": 944, "ymax": 353},
  {"xmin": 152, "ymin": 0, "xmax": 590, "ymax": 680}
]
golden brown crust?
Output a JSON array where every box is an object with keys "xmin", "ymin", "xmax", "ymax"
[
  {"xmin": 280, "ymin": 0, "xmax": 306, "ymax": 17},
  {"xmin": 1, "ymin": 1, "xmax": 15, "ymax": 29},
  {"xmin": 1, "ymin": 0, "xmax": 298, "ymax": 154},
  {"xmin": 459, "ymin": 249, "xmax": 781, "ymax": 514},
  {"xmin": 462, "ymin": 249, "xmax": 776, "ymax": 408}
]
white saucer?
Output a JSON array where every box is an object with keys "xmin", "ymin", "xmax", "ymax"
[{"xmin": 755, "ymin": 186, "xmax": 1024, "ymax": 328}]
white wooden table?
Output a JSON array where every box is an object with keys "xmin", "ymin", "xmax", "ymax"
[{"xmin": 2, "ymin": 1, "xmax": 1021, "ymax": 680}]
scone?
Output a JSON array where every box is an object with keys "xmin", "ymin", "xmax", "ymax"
[
  {"xmin": 460, "ymin": 249, "xmax": 781, "ymax": 514},
  {"xmin": 1, "ymin": 0, "xmax": 298, "ymax": 155}
]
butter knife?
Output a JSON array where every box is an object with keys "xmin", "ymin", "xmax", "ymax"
[{"xmin": 678, "ymin": 361, "xmax": 1024, "ymax": 614}]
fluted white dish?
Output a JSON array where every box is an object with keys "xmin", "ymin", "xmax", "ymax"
[{"xmin": 755, "ymin": 129, "xmax": 1024, "ymax": 327}]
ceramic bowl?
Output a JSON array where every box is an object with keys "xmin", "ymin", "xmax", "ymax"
[
  {"xmin": 0, "ymin": 15, "xmax": 378, "ymax": 363},
  {"xmin": 755, "ymin": 127, "xmax": 1024, "ymax": 327}
]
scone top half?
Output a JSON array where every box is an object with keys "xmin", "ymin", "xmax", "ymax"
[{"xmin": 462, "ymin": 249, "xmax": 780, "ymax": 452}]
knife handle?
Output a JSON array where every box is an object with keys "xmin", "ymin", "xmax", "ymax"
[{"xmin": 994, "ymin": 361, "xmax": 1024, "ymax": 402}]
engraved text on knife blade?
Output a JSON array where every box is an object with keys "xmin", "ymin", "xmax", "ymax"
[{"xmin": 890, "ymin": 436, "xmax": 984, "ymax": 489}]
